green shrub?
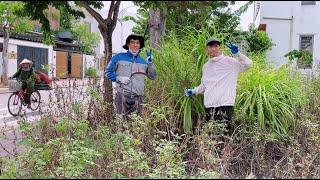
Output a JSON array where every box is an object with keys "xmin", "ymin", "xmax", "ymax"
[
  {"xmin": 235, "ymin": 64, "xmax": 308, "ymax": 136},
  {"xmin": 146, "ymin": 24, "xmax": 232, "ymax": 134},
  {"xmin": 243, "ymin": 25, "xmax": 274, "ymax": 54},
  {"xmin": 284, "ymin": 49, "xmax": 313, "ymax": 68},
  {"xmin": 147, "ymin": 140, "xmax": 186, "ymax": 179},
  {"xmin": 85, "ymin": 67, "xmax": 98, "ymax": 78}
]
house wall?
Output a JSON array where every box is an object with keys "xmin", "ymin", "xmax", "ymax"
[
  {"xmin": 0, "ymin": 38, "xmax": 54, "ymax": 78},
  {"xmin": 84, "ymin": 55, "xmax": 95, "ymax": 69},
  {"xmin": 258, "ymin": 1, "xmax": 320, "ymax": 68}
]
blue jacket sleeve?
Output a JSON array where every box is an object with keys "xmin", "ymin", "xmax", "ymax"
[{"xmin": 105, "ymin": 56, "xmax": 118, "ymax": 82}]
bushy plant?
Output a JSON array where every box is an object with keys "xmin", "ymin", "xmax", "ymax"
[
  {"xmin": 235, "ymin": 64, "xmax": 308, "ymax": 136},
  {"xmin": 71, "ymin": 23, "xmax": 101, "ymax": 54},
  {"xmin": 146, "ymin": 24, "xmax": 232, "ymax": 134},
  {"xmin": 148, "ymin": 140, "xmax": 186, "ymax": 179},
  {"xmin": 285, "ymin": 49, "xmax": 313, "ymax": 68},
  {"xmin": 243, "ymin": 25, "xmax": 273, "ymax": 54},
  {"xmin": 85, "ymin": 67, "xmax": 98, "ymax": 78}
]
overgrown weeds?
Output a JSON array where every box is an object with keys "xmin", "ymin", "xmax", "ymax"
[{"xmin": 1, "ymin": 24, "xmax": 320, "ymax": 178}]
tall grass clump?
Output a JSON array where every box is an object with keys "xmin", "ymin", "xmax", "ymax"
[
  {"xmin": 146, "ymin": 22, "xmax": 310, "ymax": 139},
  {"xmin": 145, "ymin": 24, "xmax": 231, "ymax": 134},
  {"xmin": 235, "ymin": 61, "xmax": 308, "ymax": 137}
]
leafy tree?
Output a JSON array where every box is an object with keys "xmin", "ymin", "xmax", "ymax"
[
  {"xmin": 22, "ymin": 1, "xmax": 103, "ymax": 44},
  {"xmin": 59, "ymin": 6, "xmax": 76, "ymax": 30},
  {"xmin": 128, "ymin": 1, "xmax": 253, "ymax": 48},
  {"xmin": 212, "ymin": 1, "xmax": 253, "ymax": 43},
  {"xmin": 0, "ymin": 1, "xmax": 33, "ymax": 85},
  {"xmin": 71, "ymin": 23, "xmax": 101, "ymax": 55},
  {"xmin": 58, "ymin": 5, "xmax": 100, "ymax": 55},
  {"xmin": 132, "ymin": 1, "xmax": 232, "ymax": 34}
]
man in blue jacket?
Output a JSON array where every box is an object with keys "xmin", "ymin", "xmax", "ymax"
[{"xmin": 106, "ymin": 34, "xmax": 157, "ymax": 118}]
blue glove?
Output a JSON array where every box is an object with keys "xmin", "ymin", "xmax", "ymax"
[
  {"xmin": 146, "ymin": 50, "xmax": 153, "ymax": 63},
  {"xmin": 184, "ymin": 88, "xmax": 195, "ymax": 97},
  {"xmin": 226, "ymin": 42, "xmax": 239, "ymax": 54}
]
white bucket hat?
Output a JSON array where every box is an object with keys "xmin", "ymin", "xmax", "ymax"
[{"xmin": 19, "ymin": 58, "xmax": 33, "ymax": 66}]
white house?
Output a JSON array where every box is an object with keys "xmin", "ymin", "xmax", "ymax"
[{"xmin": 253, "ymin": 1, "xmax": 320, "ymax": 76}]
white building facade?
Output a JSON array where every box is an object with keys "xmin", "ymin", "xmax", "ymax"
[{"xmin": 254, "ymin": 1, "xmax": 320, "ymax": 72}]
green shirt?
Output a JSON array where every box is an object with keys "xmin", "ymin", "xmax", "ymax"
[{"xmin": 12, "ymin": 67, "xmax": 35, "ymax": 87}]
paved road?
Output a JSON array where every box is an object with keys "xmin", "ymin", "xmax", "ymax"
[
  {"xmin": 0, "ymin": 90, "xmax": 51, "ymax": 127},
  {"xmin": 0, "ymin": 78, "xmax": 102, "ymax": 127}
]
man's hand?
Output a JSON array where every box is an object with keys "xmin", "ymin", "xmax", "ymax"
[
  {"xmin": 116, "ymin": 76, "xmax": 130, "ymax": 85},
  {"xmin": 146, "ymin": 49, "xmax": 153, "ymax": 63},
  {"xmin": 184, "ymin": 88, "xmax": 195, "ymax": 97},
  {"xmin": 226, "ymin": 42, "xmax": 239, "ymax": 55}
]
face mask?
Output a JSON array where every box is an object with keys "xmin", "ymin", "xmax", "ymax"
[{"xmin": 129, "ymin": 49, "xmax": 139, "ymax": 56}]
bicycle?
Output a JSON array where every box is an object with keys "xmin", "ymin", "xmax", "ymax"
[{"xmin": 7, "ymin": 79, "xmax": 41, "ymax": 116}]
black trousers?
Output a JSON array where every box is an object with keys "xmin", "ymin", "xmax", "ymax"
[
  {"xmin": 205, "ymin": 106, "xmax": 234, "ymax": 132},
  {"xmin": 115, "ymin": 91, "xmax": 143, "ymax": 119}
]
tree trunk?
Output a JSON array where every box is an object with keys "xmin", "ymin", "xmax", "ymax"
[
  {"xmin": 99, "ymin": 24, "xmax": 114, "ymax": 120},
  {"xmin": 1, "ymin": 27, "xmax": 10, "ymax": 86},
  {"xmin": 149, "ymin": 8, "xmax": 161, "ymax": 50},
  {"xmin": 83, "ymin": 1, "xmax": 121, "ymax": 121},
  {"xmin": 160, "ymin": 8, "xmax": 166, "ymax": 36}
]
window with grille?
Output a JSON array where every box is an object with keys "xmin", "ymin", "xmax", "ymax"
[{"xmin": 299, "ymin": 35, "xmax": 314, "ymax": 68}]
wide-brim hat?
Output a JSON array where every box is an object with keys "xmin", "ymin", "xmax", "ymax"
[
  {"xmin": 205, "ymin": 38, "xmax": 221, "ymax": 46},
  {"xmin": 19, "ymin": 58, "xmax": 33, "ymax": 65},
  {"xmin": 123, "ymin": 34, "xmax": 145, "ymax": 50}
]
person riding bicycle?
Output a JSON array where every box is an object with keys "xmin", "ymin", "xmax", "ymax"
[
  {"xmin": 106, "ymin": 34, "xmax": 157, "ymax": 118},
  {"xmin": 9, "ymin": 58, "xmax": 36, "ymax": 108}
]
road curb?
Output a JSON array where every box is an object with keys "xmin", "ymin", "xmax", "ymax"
[{"xmin": 0, "ymin": 88, "xmax": 9, "ymax": 94}]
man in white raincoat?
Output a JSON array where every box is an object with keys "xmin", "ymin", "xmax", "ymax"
[{"xmin": 185, "ymin": 38, "xmax": 253, "ymax": 134}]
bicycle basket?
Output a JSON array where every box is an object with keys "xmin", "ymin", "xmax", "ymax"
[{"xmin": 8, "ymin": 79, "xmax": 22, "ymax": 91}]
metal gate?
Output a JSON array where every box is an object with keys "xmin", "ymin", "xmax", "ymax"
[{"xmin": 17, "ymin": 46, "xmax": 48, "ymax": 74}]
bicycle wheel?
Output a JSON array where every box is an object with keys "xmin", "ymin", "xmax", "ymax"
[
  {"xmin": 8, "ymin": 93, "xmax": 23, "ymax": 116},
  {"xmin": 30, "ymin": 90, "xmax": 41, "ymax": 111}
]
